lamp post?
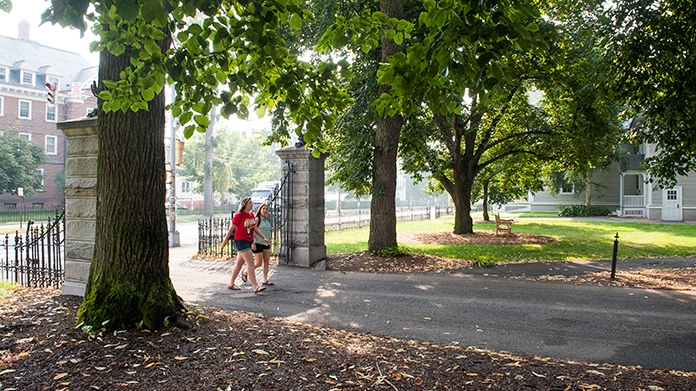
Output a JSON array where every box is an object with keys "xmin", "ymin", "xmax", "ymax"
[{"xmin": 18, "ymin": 187, "xmax": 24, "ymax": 229}]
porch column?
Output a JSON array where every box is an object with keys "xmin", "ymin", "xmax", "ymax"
[
  {"xmin": 57, "ymin": 118, "xmax": 98, "ymax": 296},
  {"xmin": 619, "ymin": 173, "xmax": 624, "ymax": 215},
  {"xmin": 276, "ymin": 146, "xmax": 327, "ymax": 267}
]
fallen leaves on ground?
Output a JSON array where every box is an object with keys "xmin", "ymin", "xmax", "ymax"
[{"xmin": 1, "ymin": 287, "xmax": 695, "ymax": 390}]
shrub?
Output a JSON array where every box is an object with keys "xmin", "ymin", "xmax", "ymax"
[{"xmin": 558, "ymin": 205, "xmax": 611, "ymax": 217}]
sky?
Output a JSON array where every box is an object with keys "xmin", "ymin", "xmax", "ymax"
[{"xmin": 0, "ymin": 0, "xmax": 99, "ymax": 65}]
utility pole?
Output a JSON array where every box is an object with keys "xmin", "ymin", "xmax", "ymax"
[
  {"xmin": 168, "ymin": 84, "xmax": 180, "ymax": 247},
  {"xmin": 203, "ymin": 105, "xmax": 216, "ymax": 217}
]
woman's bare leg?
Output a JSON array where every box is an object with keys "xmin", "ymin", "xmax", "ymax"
[{"xmin": 228, "ymin": 254, "xmax": 244, "ymax": 288}]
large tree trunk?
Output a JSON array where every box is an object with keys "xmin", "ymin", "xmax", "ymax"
[
  {"xmin": 78, "ymin": 31, "xmax": 185, "ymax": 330},
  {"xmin": 368, "ymin": 0, "xmax": 404, "ymax": 253},
  {"xmin": 452, "ymin": 172, "xmax": 475, "ymax": 234}
]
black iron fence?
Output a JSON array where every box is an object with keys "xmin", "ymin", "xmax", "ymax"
[
  {"xmin": 198, "ymin": 205, "xmax": 454, "ymax": 258},
  {"xmin": 1, "ymin": 209, "xmax": 65, "ymax": 288},
  {"xmin": 0, "ymin": 204, "xmax": 64, "ymax": 224},
  {"xmin": 197, "ymin": 217, "xmax": 236, "ymax": 259}
]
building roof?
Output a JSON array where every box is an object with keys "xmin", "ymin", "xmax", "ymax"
[{"xmin": 0, "ymin": 34, "xmax": 95, "ymax": 89}]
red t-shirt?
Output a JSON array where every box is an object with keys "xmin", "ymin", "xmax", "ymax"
[{"xmin": 232, "ymin": 211, "xmax": 256, "ymax": 242}]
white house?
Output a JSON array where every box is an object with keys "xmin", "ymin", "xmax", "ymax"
[{"xmin": 503, "ymin": 142, "xmax": 695, "ymax": 222}]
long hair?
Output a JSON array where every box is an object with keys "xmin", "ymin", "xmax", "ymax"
[
  {"xmin": 238, "ymin": 197, "xmax": 252, "ymax": 212},
  {"xmin": 255, "ymin": 202, "xmax": 269, "ymax": 220}
]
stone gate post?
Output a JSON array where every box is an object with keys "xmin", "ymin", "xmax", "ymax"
[
  {"xmin": 276, "ymin": 146, "xmax": 326, "ymax": 267},
  {"xmin": 57, "ymin": 118, "xmax": 98, "ymax": 296}
]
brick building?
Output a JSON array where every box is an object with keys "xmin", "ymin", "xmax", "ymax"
[{"xmin": 0, "ymin": 21, "xmax": 97, "ymax": 209}]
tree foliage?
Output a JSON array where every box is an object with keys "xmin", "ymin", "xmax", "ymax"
[
  {"xmin": 609, "ymin": 0, "xmax": 696, "ymax": 187},
  {"xmin": 0, "ymin": 131, "xmax": 47, "ymax": 198},
  {"xmin": 40, "ymin": 0, "xmax": 350, "ymax": 150}
]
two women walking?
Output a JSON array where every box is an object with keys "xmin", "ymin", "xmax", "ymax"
[{"xmin": 221, "ymin": 197, "xmax": 270, "ymax": 293}]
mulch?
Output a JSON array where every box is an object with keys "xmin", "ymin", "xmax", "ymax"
[{"xmin": 2, "ymin": 230, "xmax": 695, "ymax": 390}]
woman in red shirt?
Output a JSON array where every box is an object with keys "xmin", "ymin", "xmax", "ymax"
[{"xmin": 222, "ymin": 197, "xmax": 270, "ymax": 292}]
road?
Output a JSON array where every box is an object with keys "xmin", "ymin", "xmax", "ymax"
[{"xmin": 169, "ymin": 238, "xmax": 696, "ymax": 372}]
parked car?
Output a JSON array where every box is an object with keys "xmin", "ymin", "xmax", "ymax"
[
  {"xmin": 165, "ymin": 202, "xmax": 188, "ymax": 210},
  {"xmin": 250, "ymin": 188, "xmax": 273, "ymax": 211}
]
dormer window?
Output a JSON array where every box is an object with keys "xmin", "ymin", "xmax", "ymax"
[
  {"xmin": 0, "ymin": 67, "xmax": 6, "ymax": 82},
  {"xmin": 21, "ymin": 70, "xmax": 34, "ymax": 86}
]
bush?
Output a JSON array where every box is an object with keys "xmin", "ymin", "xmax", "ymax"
[{"xmin": 558, "ymin": 205, "xmax": 611, "ymax": 217}]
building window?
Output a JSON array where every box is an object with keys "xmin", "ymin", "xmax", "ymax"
[
  {"xmin": 18, "ymin": 132, "xmax": 31, "ymax": 142},
  {"xmin": 46, "ymin": 104, "xmax": 56, "ymax": 122},
  {"xmin": 45, "ymin": 135, "xmax": 58, "ymax": 155},
  {"xmin": 21, "ymin": 71, "xmax": 34, "ymax": 86},
  {"xmin": 36, "ymin": 169, "xmax": 45, "ymax": 191},
  {"xmin": 560, "ymin": 182, "xmax": 575, "ymax": 194},
  {"xmin": 0, "ymin": 67, "xmax": 7, "ymax": 82},
  {"xmin": 0, "ymin": 96, "xmax": 4, "ymax": 116},
  {"xmin": 19, "ymin": 100, "xmax": 31, "ymax": 119},
  {"xmin": 182, "ymin": 182, "xmax": 191, "ymax": 193}
]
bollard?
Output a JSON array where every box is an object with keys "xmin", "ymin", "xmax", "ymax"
[{"xmin": 610, "ymin": 232, "xmax": 619, "ymax": 279}]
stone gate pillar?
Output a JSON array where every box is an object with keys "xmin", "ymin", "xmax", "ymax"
[
  {"xmin": 276, "ymin": 146, "xmax": 326, "ymax": 267},
  {"xmin": 57, "ymin": 118, "xmax": 98, "ymax": 296}
]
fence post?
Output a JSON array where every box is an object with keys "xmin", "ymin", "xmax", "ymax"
[{"xmin": 611, "ymin": 233, "xmax": 619, "ymax": 279}]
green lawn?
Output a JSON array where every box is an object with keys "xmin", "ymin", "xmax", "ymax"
[{"xmin": 326, "ymin": 214, "xmax": 696, "ymax": 263}]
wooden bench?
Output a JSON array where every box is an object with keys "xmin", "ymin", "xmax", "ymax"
[{"xmin": 495, "ymin": 214, "xmax": 513, "ymax": 236}]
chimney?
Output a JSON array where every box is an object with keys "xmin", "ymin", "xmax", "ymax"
[{"xmin": 18, "ymin": 20, "xmax": 30, "ymax": 40}]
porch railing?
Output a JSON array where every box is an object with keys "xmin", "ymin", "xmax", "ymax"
[{"xmin": 623, "ymin": 195, "xmax": 645, "ymax": 207}]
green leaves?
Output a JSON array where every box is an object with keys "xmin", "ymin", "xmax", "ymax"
[
  {"xmin": 289, "ymin": 13, "xmax": 302, "ymax": 30},
  {"xmin": 0, "ymin": 0, "xmax": 12, "ymax": 13},
  {"xmin": 116, "ymin": 0, "xmax": 139, "ymax": 21}
]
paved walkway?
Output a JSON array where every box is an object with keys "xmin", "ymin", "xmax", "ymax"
[{"xmin": 168, "ymin": 244, "xmax": 696, "ymax": 372}]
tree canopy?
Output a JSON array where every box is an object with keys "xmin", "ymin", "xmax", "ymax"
[
  {"xmin": 609, "ymin": 0, "xmax": 696, "ymax": 187},
  {"xmin": 0, "ymin": 131, "xmax": 47, "ymax": 198},
  {"xmin": 40, "ymin": 0, "xmax": 350, "ymax": 150}
]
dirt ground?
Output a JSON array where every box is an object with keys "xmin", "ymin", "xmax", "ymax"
[{"xmin": 1, "ymin": 231, "xmax": 695, "ymax": 390}]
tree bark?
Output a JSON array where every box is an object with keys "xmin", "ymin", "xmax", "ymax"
[
  {"xmin": 368, "ymin": 0, "xmax": 404, "ymax": 253},
  {"xmin": 78, "ymin": 31, "xmax": 185, "ymax": 330},
  {"xmin": 482, "ymin": 180, "xmax": 490, "ymax": 222},
  {"xmin": 452, "ymin": 172, "xmax": 475, "ymax": 234}
]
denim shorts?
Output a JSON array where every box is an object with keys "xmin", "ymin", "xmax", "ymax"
[{"xmin": 234, "ymin": 240, "xmax": 252, "ymax": 253}]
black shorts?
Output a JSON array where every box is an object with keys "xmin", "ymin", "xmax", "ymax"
[{"xmin": 252, "ymin": 243, "xmax": 270, "ymax": 254}]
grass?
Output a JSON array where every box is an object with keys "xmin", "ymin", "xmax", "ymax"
[
  {"xmin": 325, "ymin": 214, "xmax": 696, "ymax": 263},
  {"xmin": 0, "ymin": 281, "xmax": 16, "ymax": 304}
]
